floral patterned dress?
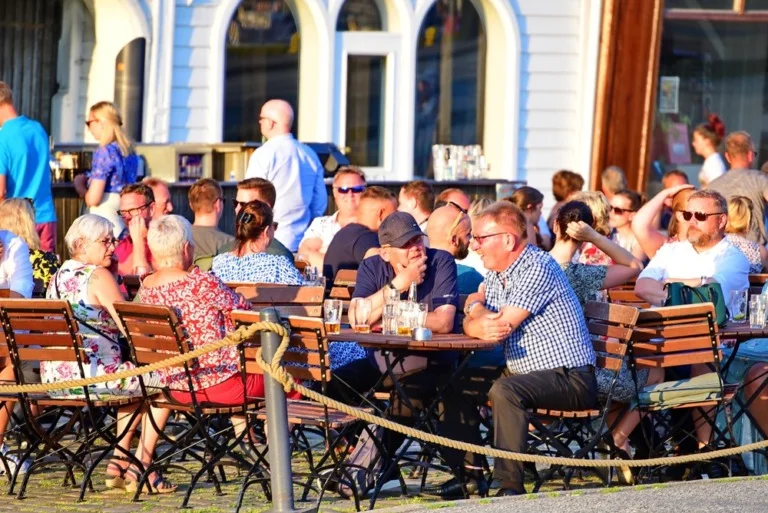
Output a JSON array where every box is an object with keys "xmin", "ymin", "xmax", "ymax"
[
  {"xmin": 44, "ymin": 260, "xmax": 140, "ymax": 399},
  {"xmin": 135, "ymin": 267, "xmax": 250, "ymax": 391},
  {"xmin": 577, "ymin": 242, "xmax": 614, "ymax": 266}
]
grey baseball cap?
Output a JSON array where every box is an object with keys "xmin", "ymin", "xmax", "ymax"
[{"xmin": 378, "ymin": 212, "xmax": 424, "ymax": 248}]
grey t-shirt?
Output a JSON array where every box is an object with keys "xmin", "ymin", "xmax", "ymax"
[
  {"xmin": 707, "ymin": 168, "xmax": 768, "ymax": 245},
  {"xmin": 191, "ymin": 225, "xmax": 235, "ymax": 262}
]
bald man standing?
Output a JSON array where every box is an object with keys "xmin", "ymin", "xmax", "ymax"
[
  {"xmin": 426, "ymin": 205, "xmax": 483, "ymax": 294},
  {"xmin": 245, "ymin": 99, "xmax": 327, "ymax": 251}
]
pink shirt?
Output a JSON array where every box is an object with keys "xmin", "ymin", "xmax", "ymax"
[{"xmin": 115, "ymin": 236, "xmax": 153, "ymax": 276}]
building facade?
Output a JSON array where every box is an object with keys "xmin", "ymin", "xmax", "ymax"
[{"xmin": 2, "ymin": 0, "xmax": 603, "ymax": 206}]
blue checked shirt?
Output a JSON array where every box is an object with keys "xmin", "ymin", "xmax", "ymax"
[{"xmin": 483, "ymin": 245, "xmax": 595, "ymax": 374}]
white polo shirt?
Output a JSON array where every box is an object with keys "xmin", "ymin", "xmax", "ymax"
[{"xmin": 638, "ymin": 238, "xmax": 750, "ymax": 301}]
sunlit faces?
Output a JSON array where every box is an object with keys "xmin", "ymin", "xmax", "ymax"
[
  {"xmin": 118, "ymin": 192, "xmax": 154, "ymax": 224},
  {"xmin": 382, "ymin": 235, "xmax": 425, "ymax": 268},
  {"xmin": 682, "ymin": 197, "xmax": 726, "ymax": 247},
  {"xmin": 152, "ymin": 183, "xmax": 173, "ymax": 218},
  {"xmin": 470, "ymin": 218, "xmax": 519, "ymax": 272},
  {"xmin": 332, "ymin": 173, "xmax": 366, "ymax": 217},
  {"xmin": 608, "ymin": 195, "xmax": 636, "ymax": 229},
  {"xmin": 84, "ymin": 234, "xmax": 117, "ymax": 268}
]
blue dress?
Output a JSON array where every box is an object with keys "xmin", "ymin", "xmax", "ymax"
[{"xmin": 88, "ymin": 142, "xmax": 138, "ymax": 192}]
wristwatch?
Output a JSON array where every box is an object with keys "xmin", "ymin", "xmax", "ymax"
[{"xmin": 464, "ymin": 300, "xmax": 483, "ymax": 317}]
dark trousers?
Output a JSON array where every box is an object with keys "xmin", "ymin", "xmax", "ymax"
[
  {"xmin": 438, "ymin": 365, "xmax": 507, "ymax": 474},
  {"xmin": 489, "ymin": 366, "xmax": 597, "ymax": 493}
]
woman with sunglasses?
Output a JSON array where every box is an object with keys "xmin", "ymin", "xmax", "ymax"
[
  {"xmin": 0, "ymin": 198, "xmax": 59, "ymax": 297},
  {"xmin": 74, "ymin": 101, "xmax": 139, "ymax": 238},
  {"xmin": 608, "ymin": 189, "xmax": 646, "ymax": 262},
  {"xmin": 631, "ymin": 184, "xmax": 695, "ymax": 259},
  {"xmin": 211, "ymin": 200, "xmax": 304, "ymax": 284}
]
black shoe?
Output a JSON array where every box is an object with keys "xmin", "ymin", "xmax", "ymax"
[
  {"xmin": 423, "ymin": 477, "xmax": 489, "ymax": 499},
  {"xmin": 495, "ymin": 487, "xmax": 523, "ymax": 497}
]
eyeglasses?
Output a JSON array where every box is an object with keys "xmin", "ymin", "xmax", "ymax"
[
  {"xmin": 471, "ymin": 232, "xmax": 514, "ymax": 245},
  {"xmin": 23, "ymin": 197, "xmax": 34, "ymax": 207},
  {"xmin": 232, "ymin": 199, "xmax": 248, "ymax": 211},
  {"xmin": 334, "ymin": 185, "xmax": 366, "ymax": 195},
  {"xmin": 447, "ymin": 209, "xmax": 468, "ymax": 241},
  {"xmin": 94, "ymin": 237, "xmax": 118, "ymax": 248},
  {"xmin": 610, "ymin": 206, "xmax": 636, "ymax": 215},
  {"xmin": 117, "ymin": 202, "xmax": 153, "ymax": 218},
  {"xmin": 680, "ymin": 210, "xmax": 725, "ymax": 222},
  {"xmin": 84, "ymin": 119, "xmax": 98, "ymax": 127},
  {"xmin": 447, "ymin": 200, "xmax": 468, "ymax": 215}
]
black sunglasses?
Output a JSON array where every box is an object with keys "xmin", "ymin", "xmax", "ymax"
[
  {"xmin": 680, "ymin": 210, "xmax": 725, "ymax": 222},
  {"xmin": 610, "ymin": 206, "xmax": 635, "ymax": 215},
  {"xmin": 334, "ymin": 185, "xmax": 366, "ymax": 194}
]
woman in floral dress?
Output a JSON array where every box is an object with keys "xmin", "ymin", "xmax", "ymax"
[{"xmin": 44, "ymin": 214, "xmax": 143, "ymax": 488}]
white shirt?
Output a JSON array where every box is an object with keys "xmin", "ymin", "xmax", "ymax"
[
  {"xmin": 245, "ymin": 134, "xmax": 328, "ymax": 251},
  {"xmin": 0, "ymin": 230, "xmax": 34, "ymax": 298},
  {"xmin": 638, "ymin": 238, "xmax": 749, "ymax": 301},
  {"xmin": 299, "ymin": 212, "xmax": 341, "ymax": 253},
  {"xmin": 699, "ymin": 153, "xmax": 727, "ymax": 185}
]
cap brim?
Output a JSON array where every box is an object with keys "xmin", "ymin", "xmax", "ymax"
[{"xmin": 385, "ymin": 228, "xmax": 425, "ymax": 248}]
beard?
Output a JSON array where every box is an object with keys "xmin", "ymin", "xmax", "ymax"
[
  {"xmin": 455, "ymin": 238, "xmax": 470, "ymax": 260},
  {"xmin": 687, "ymin": 227, "xmax": 713, "ymax": 247}
]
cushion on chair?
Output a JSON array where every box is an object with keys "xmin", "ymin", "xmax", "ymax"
[{"xmin": 637, "ymin": 371, "xmax": 722, "ymax": 407}]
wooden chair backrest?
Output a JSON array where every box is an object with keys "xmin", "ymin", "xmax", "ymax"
[
  {"xmin": 584, "ymin": 301, "xmax": 639, "ymax": 372},
  {"xmin": 607, "ymin": 288, "xmax": 651, "ymax": 309},
  {"xmin": 229, "ymin": 284, "xmax": 324, "ymax": 318},
  {"xmin": 749, "ymin": 274, "xmax": 768, "ymax": 287},
  {"xmin": 0, "ymin": 299, "xmax": 84, "ymax": 373},
  {"xmin": 231, "ymin": 310, "xmax": 330, "ymax": 383},
  {"xmin": 295, "ymin": 260, "xmax": 308, "ymax": 273},
  {"xmin": 632, "ymin": 304, "xmax": 721, "ymax": 369},
  {"xmin": 113, "ymin": 302, "xmax": 188, "ymax": 366},
  {"xmin": 329, "ymin": 269, "xmax": 357, "ymax": 301}
]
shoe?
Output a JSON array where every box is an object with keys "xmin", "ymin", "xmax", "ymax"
[
  {"xmin": 614, "ymin": 447, "xmax": 634, "ymax": 486},
  {"xmin": 595, "ymin": 441, "xmax": 633, "ymax": 485},
  {"xmin": 495, "ymin": 487, "xmax": 523, "ymax": 497},
  {"xmin": 0, "ymin": 445, "xmax": 30, "ymax": 475},
  {"xmin": 423, "ymin": 477, "xmax": 489, "ymax": 499},
  {"xmin": 125, "ymin": 469, "xmax": 177, "ymax": 495}
]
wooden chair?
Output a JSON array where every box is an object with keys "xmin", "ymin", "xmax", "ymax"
[
  {"xmin": 228, "ymin": 284, "xmax": 324, "ymax": 317},
  {"xmin": 231, "ymin": 311, "xmax": 366, "ymax": 511},
  {"xmin": 0, "ymin": 299, "xmax": 144, "ymax": 501},
  {"xmin": 329, "ymin": 269, "xmax": 357, "ymax": 301},
  {"xmin": 631, "ymin": 303, "xmax": 738, "ymax": 480},
  {"xmin": 748, "ymin": 273, "xmax": 767, "ymax": 295},
  {"xmin": 607, "ymin": 288, "xmax": 651, "ymax": 309},
  {"xmin": 525, "ymin": 301, "xmax": 640, "ymax": 490},
  {"xmin": 113, "ymin": 301, "xmax": 268, "ymax": 507}
]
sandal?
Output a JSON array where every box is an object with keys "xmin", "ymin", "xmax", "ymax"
[
  {"xmin": 125, "ymin": 469, "xmax": 177, "ymax": 495},
  {"xmin": 105, "ymin": 461, "xmax": 128, "ymax": 490}
]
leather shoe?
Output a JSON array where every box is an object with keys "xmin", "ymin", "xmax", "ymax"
[
  {"xmin": 423, "ymin": 477, "xmax": 489, "ymax": 499},
  {"xmin": 495, "ymin": 487, "xmax": 523, "ymax": 497}
]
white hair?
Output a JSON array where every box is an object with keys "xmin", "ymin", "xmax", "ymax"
[
  {"xmin": 147, "ymin": 215, "xmax": 193, "ymax": 268},
  {"xmin": 65, "ymin": 214, "xmax": 113, "ymax": 256}
]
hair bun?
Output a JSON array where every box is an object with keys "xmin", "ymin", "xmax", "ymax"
[{"xmin": 707, "ymin": 113, "xmax": 726, "ymax": 138}]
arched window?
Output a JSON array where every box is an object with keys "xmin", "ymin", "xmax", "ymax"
[
  {"xmin": 336, "ymin": 0, "xmax": 383, "ymax": 31},
  {"xmin": 414, "ymin": 0, "xmax": 486, "ymax": 177},
  {"xmin": 224, "ymin": 0, "xmax": 300, "ymax": 142}
]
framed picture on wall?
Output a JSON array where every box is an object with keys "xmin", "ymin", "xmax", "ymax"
[{"xmin": 659, "ymin": 76, "xmax": 680, "ymax": 114}]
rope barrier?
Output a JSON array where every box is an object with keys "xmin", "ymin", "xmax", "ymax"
[{"xmin": 0, "ymin": 320, "xmax": 765, "ymax": 468}]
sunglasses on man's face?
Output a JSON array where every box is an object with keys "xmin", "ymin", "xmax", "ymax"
[
  {"xmin": 335, "ymin": 185, "xmax": 366, "ymax": 195},
  {"xmin": 680, "ymin": 210, "xmax": 725, "ymax": 222}
]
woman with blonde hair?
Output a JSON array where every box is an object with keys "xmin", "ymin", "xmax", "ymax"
[
  {"xmin": 570, "ymin": 191, "xmax": 613, "ymax": 265},
  {"xmin": 0, "ymin": 198, "xmax": 59, "ymax": 296},
  {"xmin": 725, "ymin": 196, "xmax": 767, "ymax": 273},
  {"xmin": 74, "ymin": 101, "xmax": 138, "ymax": 237}
]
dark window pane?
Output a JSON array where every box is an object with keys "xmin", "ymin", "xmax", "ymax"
[
  {"xmin": 747, "ymin": 0, "xmax": 768, "ymax": 10},
  {"xmin": 224, "ymin": 0, "xmax": 299, "ymax": 142},
  {"xmin": 345, "ymin": 56, "xmax": 385, "ymax": 166},
  {"xmin": 337, "ymin": 0, "xmax": 383, "ymax": 31},
  {"xmin": 665, "ymin": 0, "xmax": 734, "ymax": 9},
  {"xmin": 414, "ymin": 0, "xmax": 486, "ymax": 177},
  {"xmin": 648, "ymin": 20, "xmax": 768, "ymax": 194}
]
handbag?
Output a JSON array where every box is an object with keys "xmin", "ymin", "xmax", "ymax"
[{"xmin": 664, "ymin": 281, "xmax": 728, "ymax": 327}]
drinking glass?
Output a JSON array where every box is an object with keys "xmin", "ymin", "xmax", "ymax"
[
  {"xmin": 397, "ymin": 301, "xmax": 414, "ymax": 336},
  {"xmin": 384, "ymin": 285, "xmax": 400, "ymax": 306},
  {"xmin": 323, "ymin": 299, "xmax": 342, "ymax": 334},
  {"xmin": 351, "ymin": 298, "xmax": 372, "ymax": 333},
  {"xmin": 749, "ymin": 295, "xmax": 766, "ymax": 329},
  {"xmin": 729, "ymin": 289, "xmax": 748, "ymax": 323},
  {"xmin": 412, "ymin": 303, "xmax": 428, "ymax": 330},
  {"xmin": 382, "ymin": 303, "xmax": 398, "ymax": 335}
]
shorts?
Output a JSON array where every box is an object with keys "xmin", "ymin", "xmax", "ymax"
[
  {"xmin": 35, "ymin": 222, "xmax": 57, "ymax": 253},
  {"xmin": 168, "ymin": 373, "xmax": 300, "ymax": 405}
]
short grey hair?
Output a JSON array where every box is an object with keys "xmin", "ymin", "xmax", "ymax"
[
  {"xmin": 147, "ymin": 215, "xmax": 193, "ymax": 268},
  {"xmin": 65, "ymin": 214, "xmax": 113, "ymax": 256},
  {"xmin": 689, "ymin": 189, "xmax": 728, "ymax": 214}
]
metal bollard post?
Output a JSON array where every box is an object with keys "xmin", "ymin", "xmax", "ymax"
[{"xmin": 260, "ymin": 308, "xmax": 313, "ymax": 513}]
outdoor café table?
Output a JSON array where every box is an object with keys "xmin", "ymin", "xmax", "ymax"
[{"xmin": 326, "ymin": 329, "xmax": 499, "ymax": 506}]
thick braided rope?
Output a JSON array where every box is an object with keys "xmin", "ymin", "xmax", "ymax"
[
  {"xmin": 255, "ymin": 334, "xmax": 768, "ymax": 468},
  {"xmin": 0, "ymin": 321, "xmax": 288, "ymax": 393}
]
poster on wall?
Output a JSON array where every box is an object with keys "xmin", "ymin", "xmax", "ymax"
[
  {"xmin": 659, "ymin": 76, "xmax": 680, "ymax": 114},
  {"xmin": 666, "ymin": 122, "xmax": 691, "ymax": 165}
]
